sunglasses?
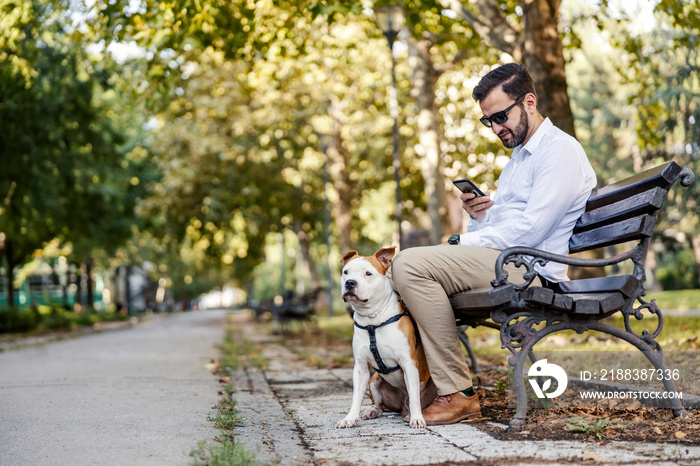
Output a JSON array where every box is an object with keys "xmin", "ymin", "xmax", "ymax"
[{"xmin": 479, "ymin": 94, "xmax": 527, "ymax": 128}]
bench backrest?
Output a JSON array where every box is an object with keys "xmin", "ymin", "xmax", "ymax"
[{"xmin": 569, "ymin": 161, "xmax": 688, "ymax": 254}]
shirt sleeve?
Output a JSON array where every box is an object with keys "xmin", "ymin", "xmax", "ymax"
[{"xmin": 459, "ymin": 140, "xmax": 587, "ymax": 250}]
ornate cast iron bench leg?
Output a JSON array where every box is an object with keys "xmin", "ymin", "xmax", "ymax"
[
  {"xmin": 585, "ymin": 298, "xmax": 687, "ymax": 418},
  {"xmin": 495, "ymin": 302, "xmax": 687, "ymax": 431}
]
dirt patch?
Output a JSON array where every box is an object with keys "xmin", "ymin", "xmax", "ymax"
[{"xmin": 478, "ymin": 384, "xmax": 700, "ymax": 444}]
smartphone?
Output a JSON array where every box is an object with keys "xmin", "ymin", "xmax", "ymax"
[{"xmin": 453, "ymin": 178, "xmax": 485, "ymax": 197}]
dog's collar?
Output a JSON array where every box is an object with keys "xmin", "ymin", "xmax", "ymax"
[{"xmin": 353, "ymin": 308, "xmax": 420, "ymax": 375}]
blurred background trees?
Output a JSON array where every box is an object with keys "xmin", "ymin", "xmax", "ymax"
[{"xmin": 1, "ymin": 0, "xmax": 698, "ymax": 313}]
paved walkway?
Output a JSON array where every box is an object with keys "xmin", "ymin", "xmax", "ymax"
[
  {"xmin": 230, "ymin": 311, "xmax": 700, "ymax": 466},
  {"xmin": 0, "ymin": 310, "xmax": 227, "ymax": 466}
]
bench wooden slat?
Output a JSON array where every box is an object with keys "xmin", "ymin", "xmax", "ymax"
[
  {"xmin": 548, "ymin": 275, "xmax": 640, "ymax": 298},
  {"xmin": 569, "ymin": 214, "xmax": 656, "ymax": 253},
  {"xmin": 552, "ymin": 293, "xmax": 574, "ymax": 311},
  {"xmin": 449, "ymin": 285, "xmax": 515, "ymax": 311},
  {"xmin": 522, "ymin": 287, "xmax": 554, "ymax": 306},
  {"xmin": 585, "ymin": 161, "xmax": 681, "ymax": 210},
  {"xmin": 574, "ymin": 187, "xmax": 666, "ymax": 233},
  {"xmin": 568, "ymin": 292, "xmax": 626, "ymax": 314}
]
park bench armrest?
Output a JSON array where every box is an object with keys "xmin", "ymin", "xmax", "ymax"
[{"xmin": 491, "ymin": 245, "xmax": 643, "ymax": 291}]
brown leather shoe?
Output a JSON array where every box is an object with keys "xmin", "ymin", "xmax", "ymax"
[{"xmin": 421, "ymin": 393, "xmax": 481, "ymax": 425}]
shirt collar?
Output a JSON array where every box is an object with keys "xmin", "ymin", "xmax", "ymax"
[{"xmin": 520, "ymin": 117, "xmax": 553, "ymax": 156}]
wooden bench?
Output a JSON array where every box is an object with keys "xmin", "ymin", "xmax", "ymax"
[
  {"xmin": 450, "ymin": 161, "xmax": 695, "ymax": 430},
  {"xmin": 253, "ymin": 288, "xmax": 321, "ymax": 333}
]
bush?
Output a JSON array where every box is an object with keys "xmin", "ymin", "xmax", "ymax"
[
  {"xmin": 0, "ymin": 305, "xmax": 129, "ymax": 335},
  {"xmin": 658, "ymin": 249, "xmax": 699, "ymax": 290},
  {"xmin": 0, "ymin": 307, "xmax": 40, "ymax": 333},
  {"xmin": 39, "ymin": 306, "xmax": 75, "ymax": 331}
]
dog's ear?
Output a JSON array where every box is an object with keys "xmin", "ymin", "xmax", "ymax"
[
  {"xmin": 374, "ymin": 247, "xmax": 396, "ymax": 269},
  {"xmin": 341, "ymin": 250, "xmax": 359, "ymax": 265}
]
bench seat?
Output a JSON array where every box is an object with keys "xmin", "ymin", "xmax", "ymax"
[{"xmin": 451, "ymin": 275, "xmax": 640, "ymax": 322}]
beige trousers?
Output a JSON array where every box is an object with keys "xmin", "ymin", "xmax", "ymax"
[{"xmin": 388, "ymin": 245, "xmax": 529, "ymax": 396}]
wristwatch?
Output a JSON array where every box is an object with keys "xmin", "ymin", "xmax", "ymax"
[{"xmin": 448, "ymin": 234, "xmax": 460, "ymax": 245}]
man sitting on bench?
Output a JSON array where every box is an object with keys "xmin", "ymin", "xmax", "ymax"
[{"xmin": 389, "ymin": 63, "xmax": 597, "ymax": 425}]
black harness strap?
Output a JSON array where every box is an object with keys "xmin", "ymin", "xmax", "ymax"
[{"xmin": 353, "ymin": 308, "xmax": 421, "ymax": 375}]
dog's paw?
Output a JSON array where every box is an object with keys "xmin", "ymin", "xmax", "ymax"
[
  {"xmin": 409, "ymin": 416, "xmax": 427, "ymax": 429},
  {"xmin": 361, "ymin": 407, "xmax": 383, "ymax": 420},
  {"xmin": 336, "ymin": 417, "xmax": 358, "ymax": 428}
]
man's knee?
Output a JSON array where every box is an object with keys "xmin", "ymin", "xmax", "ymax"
[{"xmin": 390, "ymin": 247, "xmax": 426, "ymax": 285}]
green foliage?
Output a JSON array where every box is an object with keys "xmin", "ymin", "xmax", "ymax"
[
  {"xmin": 567, "ymin": 416, "xmax": 625, "ymax": 440},
  {"xmin": 3, "ymin": 0, "xmax": 697, "ymax": 308},
  {"xmin": 658, "ymin": 249, "xmax": 699, "ymax": 291},
  {"xmin": 563, "ymin": 0, "xmax": 699, "ymax": 288},
  {"xmin": 190, "ymin": 438, "xmax": 260, "ymax": 466},
  {"xmin": 0, "ymin": 305, "xmax": 128, "ymax": 334},
  {"xmin": 0, "ymin": 307, "xmax": 40, "ymax": 333},
  {"xmin": 1, "ymin": 0, "xmax": 153, "ymax": 304},
  {"xmin": 192, "ymin": 389, "xmax": 260, "ymax": 466},
  {"xmin": 207, "ymin": 397, "xmax": 244, "ymax": 431}
]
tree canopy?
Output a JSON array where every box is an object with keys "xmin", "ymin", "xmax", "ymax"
[{"xmin": 2, "ymin": 0, "xmax": 698, "ymax": 307}]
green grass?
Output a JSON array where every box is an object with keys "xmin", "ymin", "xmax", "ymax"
[
  {"xmin": 316, "ymin": 314, "xmax": 354, "ymax": 342},
  {"xmin": 648, "ymin": 289, "xmax": 700, "ymax": 311},
  {"xmin": 191, "ymin": 326, "xmax": 266, "ymax": 466},
  {"xmin": 218, "ymin": 328, "xmax": 268, "ymax": 375},
  {"xmin": 191, "ymin": 439, "xmax": 260, "ymax": 466},
  {"xmin": 191, "ymin": 384, "xmax": 261, "ymax": 466}
]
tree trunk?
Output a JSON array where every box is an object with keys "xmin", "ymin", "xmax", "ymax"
[
  {"xmin": 3, "ymin": 239, "xmax": 15, "ymax": 308},
  {"xmin": 442, "ymin": 0, "xmax": 574, "ymax": 138},
  {"xmin": 85, "ymin": 258, "xmax": 95, "ymax": 311},
  {"xmin": 294, "ymin": 223, "xmax": 320, "ymax": 292},
  {"xmin": 408, "ymin": 38, "xmax": 451, "ymax": 244},
  {"xmin": 124, "ymin": 265, "xmax": 132, "ymax": 314},
  {"xmin": 521, "ymin": 0, "xmax": 575, "ymax": 137},
  {"xmin": 75, "ymin": 264, "xmax": 83, "ymax": 311},
  {"xmin": 327, "ymin": 97, "xmax": 354, "ymax": 253},
  {"xmin": 645, "ymin": 241, "xmax": 661, "ymax": 292},
  {"xmin": 692, "ymin": 234, "xmax": 700, "ymax": 288}
]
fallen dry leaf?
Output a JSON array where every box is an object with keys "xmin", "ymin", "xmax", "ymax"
[
  {"xmin": 653, "ymin": 427, "xmax": 663, "ymax": 435},
  {"xmin": 675, "ymin": 431, "xmax": 687, "ymax": 440},
  {"xmin": 218, "ymin": 376, "xmax": 231, "ymax": 383}
]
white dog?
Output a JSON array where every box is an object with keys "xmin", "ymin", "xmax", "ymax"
[{"xmin": 336, "ymin": 247, "xmax": 437, "ymax": 429}]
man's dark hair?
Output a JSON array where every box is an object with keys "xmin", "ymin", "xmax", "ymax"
[{"xmin": 472, "ymin": 63, "xmax": 537, "ymax": 102}]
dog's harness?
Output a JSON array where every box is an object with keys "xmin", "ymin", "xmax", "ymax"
[{"xmin": 353, "ymin": 303, "xmax": 421, "ymax": 375}]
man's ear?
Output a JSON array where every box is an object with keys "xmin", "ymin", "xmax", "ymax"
[
  {"xmin": 523, "ymin": 92, "xmax": 538, "ymax": 114},
  {"xmin": 374, "ymin": 247, "xmax": 396, "ymax": 268},
  {"xmin": 341, "ymin": 250, "xmax": 359, "ymax": 265}
]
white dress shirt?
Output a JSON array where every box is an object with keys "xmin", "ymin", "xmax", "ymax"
[{"xmin": 459, "ymin": 118, "xmax": 597, "ymax": 282}]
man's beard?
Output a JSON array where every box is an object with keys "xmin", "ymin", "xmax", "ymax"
[{"xmin": 500, "ymin": 107, "xmax": 528, "ymax": 149}]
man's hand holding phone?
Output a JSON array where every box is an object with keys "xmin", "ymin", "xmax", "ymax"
[{"xmin": 453, "ymin": 178, "xmax": 494, "ymax": 221}]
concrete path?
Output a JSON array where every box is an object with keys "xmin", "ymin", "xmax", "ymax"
[
  {"xmin": 0, "ymin": 310, "xmax": 227, "ymax": 466},
  {"xmin": 230, "ymin": 313, "xmax": 700, "ymax": 466}
]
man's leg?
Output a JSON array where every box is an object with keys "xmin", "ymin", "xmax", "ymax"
[{"xmin": 390, "ymin": 244, "xmax": 527, "ymax": 424}]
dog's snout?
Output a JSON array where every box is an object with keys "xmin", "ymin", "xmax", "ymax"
[{"xmin": 345, "ymin": 279, "xmax": 357, "ymax": 290}]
